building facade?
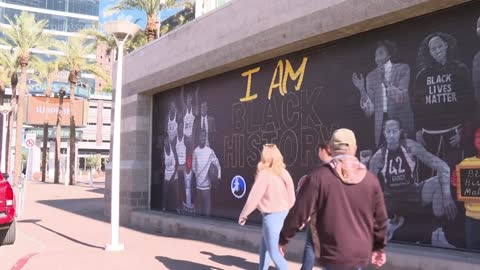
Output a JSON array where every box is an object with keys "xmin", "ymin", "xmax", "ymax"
[
  {"xmin": 108, "ymin": 0, "xmax": 480, "ymax": 268},
  {"xmin": 77, "ymin": 94, "xmax": 111, "ymax": 171},
  {"xmin": 0, "ymin": 0, "xmax": 99, "ymax": 89}
]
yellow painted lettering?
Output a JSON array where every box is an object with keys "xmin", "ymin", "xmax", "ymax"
[
  {"xmin": 268, "ymin": 60, "xmax": 284, "ymax": 100},
  {"xmin": 283, "ymin": 57, "xmax": 308, "ymax": 92},
  {"xmin": 240, "ymin": 67, "xmax": 261, "ymax": 102}
]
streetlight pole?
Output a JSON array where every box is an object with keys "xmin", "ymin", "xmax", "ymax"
[
  {"xmin": 102, "ymin": 21, "xmax": 141, "ymax": 252},
  {"xmin": 0, "ymin": 105, "xmax": 12, "ymax": 173}
]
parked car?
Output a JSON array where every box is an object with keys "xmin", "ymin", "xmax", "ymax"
[{"xmin": 0, "ymin": 172, "xmax": 15, "ymax": 246}]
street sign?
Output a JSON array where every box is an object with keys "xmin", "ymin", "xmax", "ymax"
[
  {"xmin": 25, "ymin": 133, "xmax": 36, "ymax": 149},
  {"xmin": 28, "ymin": 127, "xmax": 83, "ymax": 141}
]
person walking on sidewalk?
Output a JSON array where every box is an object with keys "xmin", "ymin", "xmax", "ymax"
[
  {"xmin": 238, "ymin": 143, "xmax": 296, "ymax": 270},
  {"xmin": 296, "ymin": 143, "xmax": 332, "ymax": 270},
  {"xmin": 279, "ymin": 129, "xmax": 388, "ymax": 270}
]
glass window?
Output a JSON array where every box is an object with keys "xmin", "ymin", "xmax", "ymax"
[
  {"xmin": 0, "ymin": 8, "xmax": 97, "ymax": 32},
  {"xmin": 68, "ymin": 0, "xmax": 99, "ymax": 16},
  {"xmin": 46, "ymin": 0, "xmax": 66, "ymax": 12},
  {"xmin": 5, "ymin": 0, "xmax": 48, "ymax": 9},
  {"xmin": 4, "ymin": 0, "xmax": 99, "ymax": 16}
]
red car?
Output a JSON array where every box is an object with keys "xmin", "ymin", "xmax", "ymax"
[{"xmin": 0, "ymin": 172, "xmax": 15, "ymax": 246}]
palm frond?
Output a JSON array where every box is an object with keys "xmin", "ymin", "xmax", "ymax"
[
  {"xmin": 3, "ymin": 11, "xmax": 50, "ymax": 57},
  {"xmin": 0, "ymin": 49, "xmax": 20, "ymax": 74}
]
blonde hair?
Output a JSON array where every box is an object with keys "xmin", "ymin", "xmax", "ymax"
[{"xmin": 256, "ymin": 144, "xmax": 286, "ymax": 176}]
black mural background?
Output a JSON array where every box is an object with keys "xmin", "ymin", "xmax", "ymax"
[{"xmin": 151, "ymin": 2, "xmax": 480, "ymax": 251}]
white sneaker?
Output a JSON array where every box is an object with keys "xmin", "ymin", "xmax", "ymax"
[
  {"xmin": 431, "ymin": 227, "xmax": 455, "ymax": 248},
  {"xmin": 387, "ymin": 216, "xmax": 405, "ymax": 241}
]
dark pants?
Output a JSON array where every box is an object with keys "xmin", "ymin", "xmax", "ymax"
[
  {"xmin": 466, "ymin": 216, "xmax": 480, "ymax": 250},
  {"xmin": 301, "ymin": 227, "xmax": 315, "ymax": 270},
  {"xmin": 421, "ymin": 127, "xmax": 464, "ymax": 174},
  {"xmin": 177, "ymin": 164, "xmax": 186, "ymax": 210},
  {"xmin": 163, "ymin": 179, "xmax": 179, "ymax": 212},
  {"xmin": 196, "ymin": 188, "xmax": 211, "ymax": 216}
]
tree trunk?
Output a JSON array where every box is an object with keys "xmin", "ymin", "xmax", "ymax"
[
  {"xmin": 41, "ymin": 122, "xmax": 48, "ymax": 182},
  {"xmin": 6, "ymin": 76, "xmax": 17, "ymax": 177},
  {"xmin": 54, "ymin": 89, "xmax": 65, "ymax": 184},
  {"xmin": 41, "ymin": 95, "xmax": 50, "ymax": 182},
  {"xmin": 68, "ymin": 76, "xmax": 76, "ymax": 186},
  {"xmin": 145, "ymin": 16, "xmax": 158, "ymax": 42},
  {"xmin": 13, "ymin": 62, "xmax": 27, "ymax": 186}
]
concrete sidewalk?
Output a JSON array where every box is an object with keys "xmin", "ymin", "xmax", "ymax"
[{"xmin": 0, "ymin": 180, "xmax": 303, "ymax": 270}]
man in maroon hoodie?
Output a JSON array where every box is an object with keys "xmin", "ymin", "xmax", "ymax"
[{"xmin": 279, "ymin": 129, "xmax": 388, "ymax": 270}]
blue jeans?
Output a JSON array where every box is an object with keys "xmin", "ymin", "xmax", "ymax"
[
  {"xmin": 466, "ymin": 216, "xmax": 480, "ymax": 250},
  {"xmin": 259, "ymin": 211, "xmax": 289, "ymax": 270},
  {"xmin": 301, "ymin": 226, "xmax": 315, "ymax": 270}
]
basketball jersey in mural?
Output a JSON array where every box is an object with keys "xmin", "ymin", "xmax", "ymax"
[
  {"xmin": 167, "ymin": 112, "xmax": 178, "ymax": 142},
  {"xmin": 184, "ymin": 108, "xmax": 195, "ymax": 138},
  {"xmin": 381, "ymin": 146, "xmax": 417, "ymax": 191}
]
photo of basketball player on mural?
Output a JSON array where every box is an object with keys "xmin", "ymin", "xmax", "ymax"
[
  {"xmin": 197, "ymin": 101, "xmax": 216, "ymax": 147},
  {"xmin": 352, "ymin": 40, "xmax": 414, "ymax": 148},
  {"xmin": 162, "ymin": 136, "xmax": 178, "ymax": 211},
  {"xmin": 192, "ymin": 129, "xmax": 221, "ymax": 217},
  {"xmin": 451, "ymin": 125, "xmax": 480, "ymax": 251},
  {"xmin": 472, "ymin": 16, "xmax": 480, "ymax": 121},
  {"xmin": 369, "ymin": 118, "xmax": 457, "ymax": 247},
  {"xmin": 181, "ymin": 85, "xmax": 199, "ymax": 146},
  {"xmin": 413, "ymin": 32, "xmax": 475, "ymax": 169},
  {"xmin": 175, "ymin": 117, "xmax": 188, "ymax": 213},
  {"xmin": 167, "ymin": 100, "xmax": 178, "ymax": 144}
]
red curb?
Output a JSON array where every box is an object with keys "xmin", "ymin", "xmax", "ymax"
[{"xmin": 10, "ymin": 252, "xmax": 39, "ymax": 270}]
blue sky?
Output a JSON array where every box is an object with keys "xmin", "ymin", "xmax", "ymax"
[{"xmin": 100, "ymin": 0, "xmax": 185, "ymax": 29}]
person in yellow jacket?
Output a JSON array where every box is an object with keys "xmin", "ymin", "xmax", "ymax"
[{"xmin": 452, "ymin": 127, "xmax": 480, "ymax": 250}]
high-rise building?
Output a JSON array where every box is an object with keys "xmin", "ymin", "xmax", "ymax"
[{"xmin": 0, "ymin": 0, "xmax": 99, "ymax": 89}]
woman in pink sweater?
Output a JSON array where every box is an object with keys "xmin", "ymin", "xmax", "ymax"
[{"xmin": 238, "ymin": 144, "xmax": 296, "ymax": 270}]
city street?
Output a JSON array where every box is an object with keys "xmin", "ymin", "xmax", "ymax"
[{"xmin": 0, "ymin": 178, "xmax": 302, "ymax": 270}]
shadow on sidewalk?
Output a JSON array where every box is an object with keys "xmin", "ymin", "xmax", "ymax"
[
  {"xmin": 200, "ymin": 251, "xmax": 259, "ymax": 269},
  {"xmin": 18, "ymin": 219, "xmax": 104, "ymax": 249},
  {"xmin": 155, "ymin": 256, "xmax": 223, "ymax": 270},
  {"xmin": 37, "ymin": 198, "xmax": 108, "ymax": 223}
]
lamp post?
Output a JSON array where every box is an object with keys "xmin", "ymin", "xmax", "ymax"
[
  {"xmin": 102, "ymin": 20, "xmax": 141, "ymax": 252},
  {"xmin": 0, "ymin": 104, "xmax": 12, "ymax": 173}
]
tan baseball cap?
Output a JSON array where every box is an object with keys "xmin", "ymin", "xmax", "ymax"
[{"xmin": 330, "ymin": 128, "xmax": 356, "ymax": 151}]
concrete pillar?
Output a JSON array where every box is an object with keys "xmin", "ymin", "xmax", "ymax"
[{"xmin": 105, "ymin": 94, "xmax": 151, "ymax": 225}]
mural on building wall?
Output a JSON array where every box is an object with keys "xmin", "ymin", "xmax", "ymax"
[{"xmin": 151, "ymin": 2, "xmax": 480, "ymax": 251}]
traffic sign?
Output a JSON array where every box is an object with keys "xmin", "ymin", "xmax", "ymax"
[{"xmin": 25, "ymin": 133, "xmax": 36, "ymax": 149}]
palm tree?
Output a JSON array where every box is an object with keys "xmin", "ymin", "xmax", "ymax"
[
  {"xmin": 34, "ymin": 61, "xmax": 59, "ymax": 182},
  {"xmin": 0, "ymin": 50, "xmax": 19, "ymax": 178},
  {"xmin": 54, "ymin": 87, "xmax": 66, "ymax": 184},
  {"xmin": 0, "ymin": 11, "xmax": 50, "ymax": 186},
  {"xmin": 57, "ymin": 35, "xmax": 109, "ymax": 185},
  {"xmin": 0, "ymin": 67, "xmax": 9, "ymax": 165},
  {"xmin": 110, "ymin": 0, "xmax": 179, "ymax": 42}
]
